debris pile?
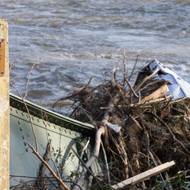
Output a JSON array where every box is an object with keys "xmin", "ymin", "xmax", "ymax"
[{"xmin": 55, "ymin": 60, "xmax": 190, "ymax": 189}]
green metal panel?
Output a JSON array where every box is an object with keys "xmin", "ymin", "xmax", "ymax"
[
  {"xmin": 10, "ymin": 94, "xmax": 95, "ymax": 135},
  {"xmin": 10, "ymin": 94, "xmax": 100, "ymax": 189}
]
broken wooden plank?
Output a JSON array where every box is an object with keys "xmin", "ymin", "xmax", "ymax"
[
  {"xmin": 140, "ymin": 83, "xmax": 168, "ymax": 104},
  {"xmin": 0, "ymin": 19, "xmax": 9, "ymax": 190},
  {"xmin": 112, "ymin": 161, "xmax": 175, "ymax": 189}
]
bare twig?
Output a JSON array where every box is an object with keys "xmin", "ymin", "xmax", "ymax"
[
  {"xmin": 125, "ymin": 78, "xmax": 139, "ymax": 98},
  {"xmin": 151, "ymin": 113, "xmax": 190, "ymax": 156},
  {"xmin": 23, "ymin": 63, "xmax": 36, "ymax": 99},
  {"xmin": 35, "ymin": 141, "xmax": 51, "ymax": 189},
  {"xmin": 22, "ymin": 101, "xmax": 38, "ymax": 151},
  {"xmin": 122, "ymin": 50, "xmax": 127, "ymax": 86},
  {"xmin": 53, "ymin": 77, "xmax": 93, "ymax": 108},
  {"xmin": 101, "ymin": 141, "xmax": 111, "ymax": 184},
  {"xmin": 128, "ymin": 54, "xmax": 139, "ymax": 82},
  {"xmin": 28, "ymin": 144, "xmax": 70, "ymax": 190},
  {"xmin": 148, "ymin": 150, "xmax": 167, "ymax": 188},
  {"xmin": 12, "ymin": 66, "xmax": 38, "ymax": 151},
  {"xmin": 134, "ymin": 67, "xmax": 159, "ymax": 93}
]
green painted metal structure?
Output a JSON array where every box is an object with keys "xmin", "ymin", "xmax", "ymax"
[{"xmin": 10, "ymin": 94, "xmax": 99, "ymax": 189}]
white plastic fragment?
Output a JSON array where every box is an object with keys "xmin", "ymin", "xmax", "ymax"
[{"xmin": 106, "ymin": 121, "xmax": 121, "ymax": 133}]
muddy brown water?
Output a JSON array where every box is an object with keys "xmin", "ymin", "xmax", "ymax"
[{"xmin": 0, "ymin": 0, "xmax": 190, "ymax": 113}]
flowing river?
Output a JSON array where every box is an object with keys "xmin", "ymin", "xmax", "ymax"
[{"xmin": 0, "ymin": 0, "xmax": 190, "ymax": 111}]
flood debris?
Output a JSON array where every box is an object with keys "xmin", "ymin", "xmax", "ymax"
[
  {"xmin": 14, "ymin": 59, "xmax": 190, "ymax": 190},
  {"xmin": 134, "ymin": 59, "xmax": 190, "ymax": 100},
  {"xmin": 53, "ymin": 59, "xmax": 190, "ymax": 190}
]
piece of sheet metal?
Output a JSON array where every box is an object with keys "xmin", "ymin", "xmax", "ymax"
[
  {"xmin": 142, "ymin": 59, "xmax": 190, "ymax": 100},
  {"xmin": 10, "ymin": 94, "xmax": 95, "ymax": 135},
  {"xmin": 10, "ymin": 94, "xmax": 99, "ymax": 189}
]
